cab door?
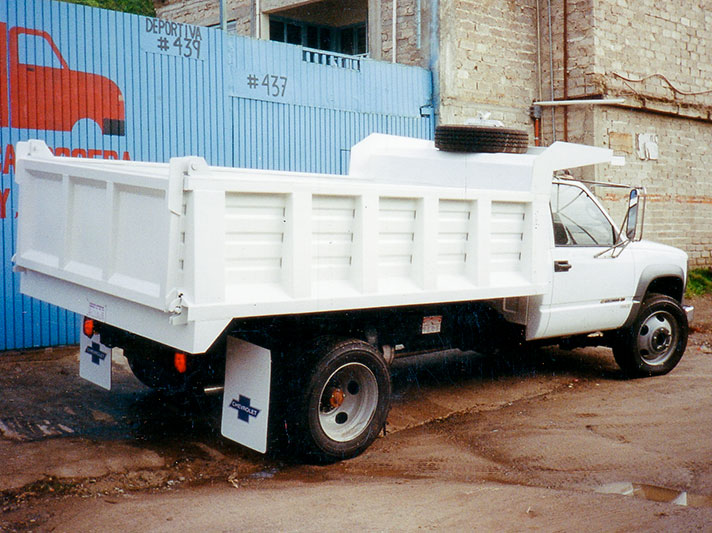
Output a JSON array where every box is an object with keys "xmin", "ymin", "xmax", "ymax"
[{"xmin": 538, "ymin": 182, "xmax": 635, "ymax": 339}]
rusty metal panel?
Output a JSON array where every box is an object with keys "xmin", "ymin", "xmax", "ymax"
[{"xmin": 0, "ymin": 0, "xmax": 432, "ymax": 350}]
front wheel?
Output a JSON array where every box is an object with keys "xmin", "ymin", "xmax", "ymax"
[
  {"xmin": 613, "ymin": 294, "xmax": 688, "ymax": 377},
  {"xmin": 289, "ymin": 338, "xmax": 391, "ymax": 462}
]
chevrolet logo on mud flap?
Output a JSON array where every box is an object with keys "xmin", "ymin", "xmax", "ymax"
[
  {"xmin": 229, "ymin": 395, "xmax": 261, "ymax": 423},
  {"xmin": 85, "ymin": 342, "xmax": 107, "ymax": 365}
]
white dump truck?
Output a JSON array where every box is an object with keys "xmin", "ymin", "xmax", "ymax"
[{"xmin": 13, "ymin": 131, "xmax": 693, "ymax": 461}]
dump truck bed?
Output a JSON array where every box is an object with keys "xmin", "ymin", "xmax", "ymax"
[{"xmin": 14, "ymin": 135, "xmax": 613, "ymax": 353}]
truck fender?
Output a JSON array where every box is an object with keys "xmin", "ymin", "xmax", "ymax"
[{"xmin": 622, "ymin": 264, "xmax": 685, "ymax": 328}]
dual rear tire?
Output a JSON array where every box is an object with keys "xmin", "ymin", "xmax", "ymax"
[
  {"xmin": 122, "ymin": 333, "xmax": 391, "ymax": 462},
  {"xmin": 284, "ymin": 338, "xmax": 391, "ymax": 462}
]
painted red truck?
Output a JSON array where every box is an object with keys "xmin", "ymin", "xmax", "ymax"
[{"xmin": 0, "ymin": 23, "xmax": 125, "ymax": 135}]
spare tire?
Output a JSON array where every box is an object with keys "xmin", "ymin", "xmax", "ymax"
[{"xmin": 435, "ymin": 125, "xmax": 529, "ymax": 153}]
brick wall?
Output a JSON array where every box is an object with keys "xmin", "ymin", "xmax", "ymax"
[
  {"xmin": 590, "ymin": 2, "xmax": 712, "ymax": 267},
  {"xmin": 377, "ymin": 0, "xmax": 430, "ymax": 68},
  {"xmin": 153, "ymin": 0, "xmax": 223, "ymax": 26},
  {"xmin": 593, "ymin": 1, "xmax": 712, "ymax": 114},
  {"xmin": 595, "ymin": 107, "xmax": 712, "ymax": 268},
  {"xmin": 534, "ymin": 1, "xmax": 712, "ymax": 267},
  {"xmin": 438, "ymin": 0, "xmax": 538, "ymax": 132}
]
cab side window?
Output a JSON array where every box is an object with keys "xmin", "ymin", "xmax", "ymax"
[{"xmin": 551, "ymin": 183, "xmax": 616, "ymax": 246}]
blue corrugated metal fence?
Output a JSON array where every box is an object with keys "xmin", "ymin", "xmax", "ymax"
[{"xmin": 0, "ymin": 0, "xmax": 433, "ymax": 350}]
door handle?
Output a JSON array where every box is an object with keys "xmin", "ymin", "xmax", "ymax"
[{"xmin": 554, "ymin": 260, "xmax": 572, "ymax": 272}]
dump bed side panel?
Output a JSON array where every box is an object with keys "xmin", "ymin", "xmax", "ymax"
[{"xmin": 178, "ymin": 166, "xmax": 550, "ymax": 322}]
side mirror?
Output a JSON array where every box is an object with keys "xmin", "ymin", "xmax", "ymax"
[{"xmin": 625, "ymin": 189, "xmax": 639, "ymax": 241}]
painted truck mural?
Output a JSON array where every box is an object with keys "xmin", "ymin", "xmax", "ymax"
[{"xmin": 0, "ymin": 22, "xmax": 125, "ymax": 135}]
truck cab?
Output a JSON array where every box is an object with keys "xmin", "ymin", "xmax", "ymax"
[{"xmin": 537, "ymin": 177, "xmax": 690, "ymax": 376}]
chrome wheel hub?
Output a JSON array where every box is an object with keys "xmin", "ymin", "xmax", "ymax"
[
  {"xmin": 318, "ymin": 363, "xmax": 378, "ymax": 442},
  {"xmin": 638, "ymin": 311, "xmax": 676, "ymax": 365}
]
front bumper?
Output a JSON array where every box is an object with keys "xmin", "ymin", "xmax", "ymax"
[{"xmin": 683, "ymin": 305, "xmax": 694, "ymax": 324}]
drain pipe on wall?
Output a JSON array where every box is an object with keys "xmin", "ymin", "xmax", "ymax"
[
  {"xmin": 416, "ymin": 0, "xmax": 422, "ymax": 49},
  {"xmin": 563, "ymin": 0, "xmax": 569, "ymax": 141},
  {"xmin": 534, "ymin": 0, "xmax": 543, "ymax": 145},
  {"xmin": 255, "ymin": 0, "xmax": 261, "ymax": 38},
  {"xmin": 535, "ymin": 0, "xmax": 543, "ymax": 103},
  {"xmin": 392, "ymin": 0, "xmax": 397, "ymax": 62},
  {"xmin": 429, "ymin": 0, "xmax": 440, "ymax": 130},
  {"xmin": 219, "ymin": 0, "xmax": 227, "ymax": 31},
  {"xmin": 547, "ymin": 0, "xmax": 555, "ymax": 142}
]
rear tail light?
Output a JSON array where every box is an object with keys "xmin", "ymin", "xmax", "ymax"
[
  {"xmin": 174, "ymin": 351, "xmax": 187, "ymax": 374},
  {"xmin": 83, "ymin": 317, "xmax": 95, "ymax": 338}
]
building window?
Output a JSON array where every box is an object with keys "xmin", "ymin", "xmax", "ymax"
[
  {"xmin": 269, "ymin": 16, "xmax": 366, "ymax": 56},
  {"xmin": 339, "ymin": 24, "xmax": 367, "ymax": 55}
]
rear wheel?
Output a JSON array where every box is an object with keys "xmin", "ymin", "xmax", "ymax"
[
  {"xmin": 613, "ymin": 294, "xmax": 688, "ymax": 377},
  {"xmin": 288, "ymin": 338, "xmax": 391, "ymax": 462}
]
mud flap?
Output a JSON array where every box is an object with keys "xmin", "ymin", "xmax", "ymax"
[
  {"xmin": 221, "ymin": 337, "xmax": 271, "ymax": 454},
  {"xmin": 79, "ymin": 331, "xmax": 112, "ymax": 390}
]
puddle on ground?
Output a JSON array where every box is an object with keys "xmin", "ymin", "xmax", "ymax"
[
  {"xmin": 249, "ymin": 467, "xmax": 280, "ymax": 479},
  {"xmin": 597, "ymin": 482, "xmax": 712, "ymax": 508}
]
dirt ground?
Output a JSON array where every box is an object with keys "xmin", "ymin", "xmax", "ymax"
[{"xmin": 2, "ymin": 296, "xmax": 712, "ymax": 532}]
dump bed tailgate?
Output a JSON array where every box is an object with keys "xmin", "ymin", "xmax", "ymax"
[{"xmin": 15, "ymin": 141, "xmax": 184, "ymax": 313}]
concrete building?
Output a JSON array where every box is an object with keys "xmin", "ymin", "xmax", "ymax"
[{"xmin": 152, "ymin": 0, "xmax": 712, "ymax": 268}]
